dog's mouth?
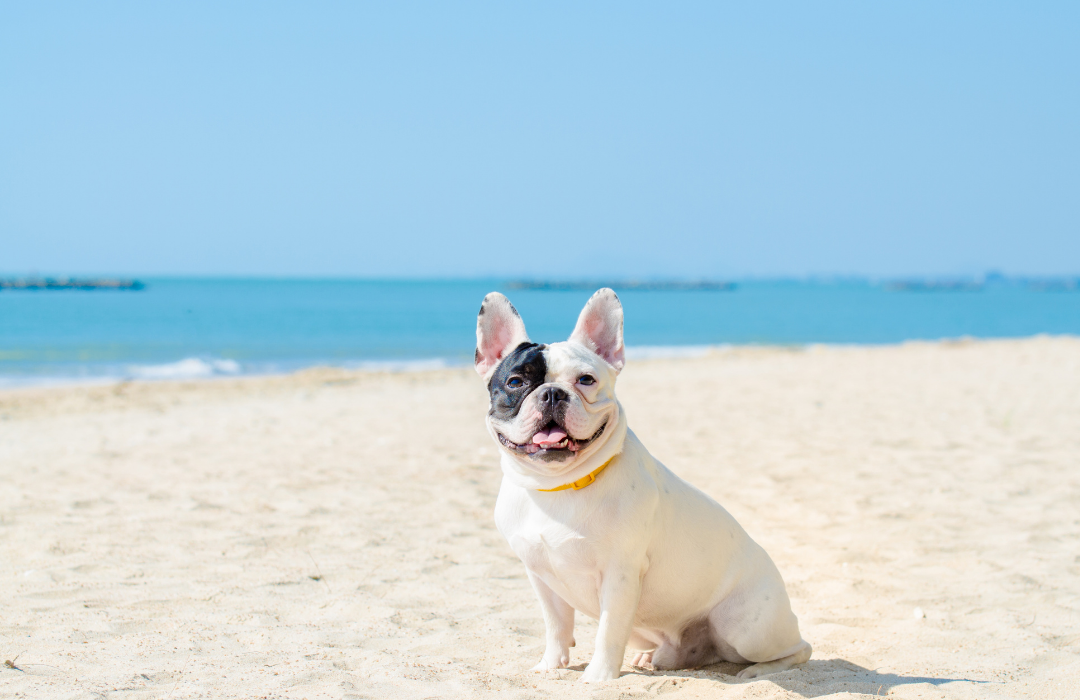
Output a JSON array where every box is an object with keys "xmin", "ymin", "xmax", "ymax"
[{"xmin": 498, "ymin": 421, "xmax": 607, "ymax": 457}]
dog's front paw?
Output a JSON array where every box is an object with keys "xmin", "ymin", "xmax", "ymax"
[
  {"xmin": 531, "ymin": 652, "xmax": 570, "ymax": 671},
  {"xmin": 580, "ymin": 662, "xmax": 620, "ymax": 683}
]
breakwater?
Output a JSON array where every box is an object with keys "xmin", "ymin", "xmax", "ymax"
[{"xmin": 0, "ymin": 277, "xmax": 145, "ymax": 291}]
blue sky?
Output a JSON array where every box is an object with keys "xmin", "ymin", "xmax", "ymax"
[{"xmin": 1, "ymin": 2, "xmax": 1077, "ymax": 278}]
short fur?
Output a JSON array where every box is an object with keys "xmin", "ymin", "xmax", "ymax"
[{"xmin": 474, "ymin": 289, "xmax": 811, "ymax": 682}]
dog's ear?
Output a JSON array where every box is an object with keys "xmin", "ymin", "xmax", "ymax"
[
  {"xmin": 475, "ymin": 292, "xmax": 529, "ymax": 377},
  {"xmin": 569, "ymin": 288, "xmax": 625, "ymax": 372}
]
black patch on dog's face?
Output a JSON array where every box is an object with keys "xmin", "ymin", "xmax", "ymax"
[{"xmin": 488, "ymin": 342, "xmax": 547, "ymax": 421}]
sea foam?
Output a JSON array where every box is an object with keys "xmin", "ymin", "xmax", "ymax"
[
  {"xmin": 625, "ymin": 345, "xmax": 719, "ymax": 360},
  {"xmin": 127, "ymin": 358, "xmax": 242, "ymax": 380}
]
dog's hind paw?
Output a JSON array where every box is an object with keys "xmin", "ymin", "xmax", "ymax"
[
  {"xmin": 735, "ymin": 642, "xmax": 812, "ymax": 679},
  {"xmin": 736, "ymin": 664, "xmax": 766, "ymax": 679}
]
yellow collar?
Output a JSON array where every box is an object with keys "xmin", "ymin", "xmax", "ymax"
[{"xmin": 537, "ymin": 456, "xmax": 615, "ymax": 492}]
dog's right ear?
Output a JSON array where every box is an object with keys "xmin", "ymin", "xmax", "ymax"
[{"xmin": 475, "ymin": 292, "xmax": 529, "ymax": 377}]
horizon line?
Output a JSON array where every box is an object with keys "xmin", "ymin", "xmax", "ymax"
[{"xmin": 3, "ymin": 271, "xmax": 1079, "ymax": 283}]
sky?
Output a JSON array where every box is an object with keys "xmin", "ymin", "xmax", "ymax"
[{"xmin": 1, "ymin": 2, "xmax": 1078, "ymax": 279}]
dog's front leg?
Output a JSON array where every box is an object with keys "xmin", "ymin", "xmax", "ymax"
[
  {"xmin": 527, "ymin": 571, "xmax": 576, "ymax": 670},
  {"xmin": 580, "ymin": 566, "xmax": 642, "ymax": 683}
]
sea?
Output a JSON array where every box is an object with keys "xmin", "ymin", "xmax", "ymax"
[{"xmin": 1, "ymin": 277, "xmax": 1078, "ymax": 387}]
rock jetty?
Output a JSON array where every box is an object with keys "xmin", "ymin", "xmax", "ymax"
[
  {"xmin": 0, "ymin": 277, "xmax": 145, "ymax": 291},
  {"xmin": 507, "ymin": 279, "xmax": 735, "ymax": 291}
]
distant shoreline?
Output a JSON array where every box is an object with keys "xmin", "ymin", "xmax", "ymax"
[
  {"xmin": 2, "ymin": 335, "xmax": 1076, "ymax": 392},
  {"xmin": 0, "ymin": 277, "xmax": 145, "ymax": 291}
]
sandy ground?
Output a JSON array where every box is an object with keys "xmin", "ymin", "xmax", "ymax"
[{"xmin": 1, "ymin": 337, "xmax": 1079, "ymax": 700}]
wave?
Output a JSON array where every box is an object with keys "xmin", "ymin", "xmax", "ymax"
[
  {"xmin": 625, "ymin": 344, "xmax": 721, "ymax": 360},
  {"xmin": 122, "ymin": 356, "xmax": 471, "ymax": 381},
  {"xmin": 127, "ymin": 357, "xmax": 242, "ymax": 380},
  {"xmin": 346, "ymin": 358, "xmax": 465, "ymax": 372}
]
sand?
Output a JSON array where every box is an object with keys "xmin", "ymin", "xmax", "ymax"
[{"xmin": 1, "ymin": 337, "xmax": 1078, "ymax": 699}]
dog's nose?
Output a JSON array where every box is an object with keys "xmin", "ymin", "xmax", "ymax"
[{"xmin": 537, "ymin": 385, "xmax": 568, "ymax": 409}]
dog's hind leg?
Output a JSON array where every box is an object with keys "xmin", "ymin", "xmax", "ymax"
[{"xmin": 707, "ymin": 579, "xmax": 811, "ymax": 678}]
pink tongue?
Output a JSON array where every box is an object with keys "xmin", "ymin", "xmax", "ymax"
[{"xmin": 532, "ymin": 427, "xmax": 568, "ymax": 445}]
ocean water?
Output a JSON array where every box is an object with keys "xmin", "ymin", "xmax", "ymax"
[{"xmin": 1, "ymin": 278, "xmax": 1078, "ymax": 386}]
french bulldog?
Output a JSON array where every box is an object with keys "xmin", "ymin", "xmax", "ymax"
[{"xmin": 474, "ymin": 289, "xmax": 811, "ymax": 683}]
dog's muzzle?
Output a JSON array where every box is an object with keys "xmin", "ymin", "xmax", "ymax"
[{"xmin": 498, "ymin": 420, "xmax": 607, "ymax": 456}]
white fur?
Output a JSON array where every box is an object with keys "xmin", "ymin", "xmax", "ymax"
[{"xmin": 478, "ymin": 290, "xmax": 811, "ymax": 682}]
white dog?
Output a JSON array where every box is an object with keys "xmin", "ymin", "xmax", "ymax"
[{"xmin": 474, "ymin": 289, "xmax": 811, "ymax": 683}]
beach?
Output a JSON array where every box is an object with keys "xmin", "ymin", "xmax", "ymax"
[{"xmin": 1, "ymin": 336, "xmax": 1078, "ymax": 699}]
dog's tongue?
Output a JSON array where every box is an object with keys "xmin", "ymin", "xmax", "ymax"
[{"xmin": 532, "ymin": 427, "xmax": 568, "ymax": 445}]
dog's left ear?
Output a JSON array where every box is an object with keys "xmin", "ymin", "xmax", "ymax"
[{"xmin": 570, "ymin": 288, "xmax": 625, "ymax": 372}]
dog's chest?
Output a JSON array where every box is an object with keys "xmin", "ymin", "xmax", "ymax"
[
  {"xmin": 510, "ymin": 524, "xmax": 595, "ymax": 577},
  {"xmin": 500, "ymin": 503, "xmax": 598, "ymax": 570},
  {"xmin": 495, "ymin": 492, "xmax": 610, "ymax": 609}
]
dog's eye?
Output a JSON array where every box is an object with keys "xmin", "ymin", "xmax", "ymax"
[
  {"xmin": 506, "ymin": 376, "xmax": 524, "ymax": 389},
  {"xmin": 578, "ymin": 374, "xmax": 596, "ymax": 386}
]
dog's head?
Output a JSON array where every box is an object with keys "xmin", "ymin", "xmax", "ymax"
[{"xmin": 475, "ymin": 289, "xmax": 625, "ymax": 477}]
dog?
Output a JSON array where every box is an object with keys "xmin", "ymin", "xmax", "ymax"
[{"xmin": 474, "ymin": 288, "xmax": 811, "ymax": 683}]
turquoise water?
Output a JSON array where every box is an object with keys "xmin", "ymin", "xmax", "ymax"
[{"xmin": 1, "ymin": 278, "xmax": 1078, "ymax": 385}]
